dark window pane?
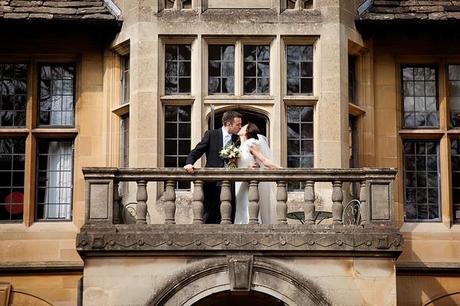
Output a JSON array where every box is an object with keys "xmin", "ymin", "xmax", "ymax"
[
  {"xmin": 165, "ymin": 45, "xmax": 191, "ymax": 95},
  {"xmin": 39, "ymin": 64, "xmax": 75, "ymax": 127},
  {"xmin": 448, "ymin": 65, "xmax": 460, "ymax": 128},
  {"xmin": 402, "ymin": 65, "xmax": 438, "ymax": 128},
  {"xmin": 209, "ymin": 61, "xmax": 221, "ymax": 77},
  {"xmin": 287, "ymin": 45, "xmax": 313, "ymax": 96},
  {"xmin": 301, "ymin": 78, "xmax": 313, "ymax": 94},
  {"xmin": 0, "ymin": 64, "xmax": 28, "ymax": 127},
  {"xmin": 179, "ymin": 78, "xmax": 191, "ymax": 93},
  {"xmin": 244, "ymin": 78, "xmax": 256, "ymax": 94},
  {"xmin": 287, "ymin": 106, "xmax": 314, "ymax": 190},
  {"xmin": 0, "ymin": 138, "xmax": 25, "ymax": 222},
  {"xmin": 36, "ymin": 140, "xmax": 73, "ymax": 221},
  {"xmin": 165, "ymin": 106, "xmax": 191, "ymax": 189},
  {"xmin": 404, "ymin": 140, "xmax": 440, "ymax": 222},
  {"xmin": 244, "ymin": 45, "xmax": 270, "ymax": 95},
  {"xmin": 452, "ymin": 140, "xmax": 460, "ymax": 222}
]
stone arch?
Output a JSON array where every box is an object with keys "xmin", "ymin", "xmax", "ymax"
[
  {"xmin": 9, "ymin": 290, "xmax": 54, "ymax": 305},
  {"xmin": 148, "ymin": 257, "xmax": 329, "ymax": 306},
  {"xmin": 424, "ymin": 291, "xmax": 460, "ymax": 305},
  {"xmin": 205, "ymin": 104, "xmax": 271, "ymax": 122},
  {"xmin": 206, "ymin": 106, "xmax": 271, "ymax": 138}
]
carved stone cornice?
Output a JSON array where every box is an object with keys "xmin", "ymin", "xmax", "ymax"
[{"xmin": 77, "ymin": 224, "xmax": 402, "ymax": 258}]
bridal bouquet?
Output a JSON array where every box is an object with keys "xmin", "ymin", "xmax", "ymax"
[{"xmin": 219, "ymin": 144, "xmax": 241, "ymax": 168}]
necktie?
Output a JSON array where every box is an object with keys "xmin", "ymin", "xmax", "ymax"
[{"xmin": 224, "ymin": 134, "xmax": 231, "ymax": 147}]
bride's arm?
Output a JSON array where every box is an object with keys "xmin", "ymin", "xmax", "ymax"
[{"xmin": 249, "ymin": 144, "xmax": 281, "ymax": 169}]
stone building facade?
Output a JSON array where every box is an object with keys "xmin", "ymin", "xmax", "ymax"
[{"xmin": 0, "ymin": 0, "xmax": 459, "ymax": 305}]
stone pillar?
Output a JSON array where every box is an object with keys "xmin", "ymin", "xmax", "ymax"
[
  {"xmin": 220, "ymin": 181, "xmax": 232, "ymax": 224},
  {"xmin": 192, "ymin": 180, "xmax": 204, "ymax": 224},
  {"xmin": 136, "ymin": 180, "xmax": 148, "ymax": 224}
]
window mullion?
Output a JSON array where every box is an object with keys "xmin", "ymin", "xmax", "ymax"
[
  {"xmin": 440, "ymin": 135, "xmax": 452, "ymax": 227},
  {"xmin": 23, "ymin": 134, "xmax": 35, "ymax": 226}
]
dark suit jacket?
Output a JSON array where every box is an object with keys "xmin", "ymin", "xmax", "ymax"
[{"xmin": 186, "ymin": 129, "xmax": 238, "ymax": 168}]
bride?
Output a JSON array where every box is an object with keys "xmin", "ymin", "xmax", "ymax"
[{"xmin": 234, "ymin": 123, "xmax": 280, "ymax": 224}]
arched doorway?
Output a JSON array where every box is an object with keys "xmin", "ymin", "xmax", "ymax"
[
  {"xmin": 193, "ymin": 290, "xmax": 287, "ymax": 306},
  {"xmin": 149, "ymin": 257, "xmax": 329, "ymax": 306},
  {"xmin": 208, "ymin": 109, "xmax": 269, "ymax": 137}
]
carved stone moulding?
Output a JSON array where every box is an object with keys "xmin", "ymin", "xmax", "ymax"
[{"xmin": 76, "ymin": 224, "xmax": 403, "ymax": 257}]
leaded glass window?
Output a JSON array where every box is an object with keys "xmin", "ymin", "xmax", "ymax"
[
  {"xmin": 120, "ymin": 115, "xmax": 129, "ymax": 168},
  {"xmin": 39, "ymin": 64, "xmax": 75, "ymax": 126},
  {"xmin": 452, "ymin": 140, "xmax": 460, "ymax": 222},
  {"xmin": 349, "ymin": 55, "xmax": 357, "ymax": 104},
  {"xmin": 0, "ymin": 64, "xmax": 27, "ymax": 127},
  {"xmin": 403, "ymin": 140, "xmax": 440, "ymax": 221},
  {"xmin": 121, "ymin": 55, "xmax": 130, "ymax": 105},
  {"xmin": 165, "ymin": 45, "xmax": 191, "ymax": 95},
  {"xmin": 36, "ymin": 140, "xmax": 73, "ymax": 220},
  {"xmin": 0, "ymin": 138, "xmax": 25, "ymax": 222},
  {"xmin": 244, "ymin": 45, "xmax": 270, "ymax": 95},
  {"xmin": 287, "ymin": 106, "xmax": 313, "ymax": 189},
  {"xmin": 165, "ymin": 106, "xmax": 191, "ymax": 189},
  {"xmin": 448, "ymin": 65, "xmax": 460, "ymax": 128},
  {"xmin": 208, "ymin": 45, "xmax": 235, "ymax": 94},
  {"xmin": 402, "ymin": 66, "xmax": 438, "ymax": 128},
  {"xmin": 287, "ymin": 45, "xmax": 313, "ymax": 95}
]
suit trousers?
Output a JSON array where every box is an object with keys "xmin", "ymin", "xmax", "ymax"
[{"xmin": 202, "ymin": 181, "xmax": 236, "ymax": 224}]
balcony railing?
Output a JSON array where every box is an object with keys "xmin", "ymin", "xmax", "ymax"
[
  {"xmin": 78, "ymin": 167, "xmax": 402, "ymax": 256},
  {"xmin": 82, "ymin": 167, "xmax": 397, "ymax": 226}
]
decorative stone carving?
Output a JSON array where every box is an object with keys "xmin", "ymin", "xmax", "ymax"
[{"xmin": 228, "ymin": 255, "xmax": 253, "ymax": 291}]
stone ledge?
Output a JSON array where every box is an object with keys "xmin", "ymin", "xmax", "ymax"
[{"xmin": 77, "ymin": 224, "xmax": 403, "ymax": 257}]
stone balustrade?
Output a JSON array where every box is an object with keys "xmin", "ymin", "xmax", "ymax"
[{"xmin": 83, "ymin": 167, "xmax": 397, "ymax": 226}]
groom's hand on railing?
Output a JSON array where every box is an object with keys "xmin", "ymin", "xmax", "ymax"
[
  {"xmin": 250, "ymin": 162, "xmax": 260, "ymax": 169},
  {"xmin": 184, "ymin": 164, "xmax": 195, "ymax": 174}
]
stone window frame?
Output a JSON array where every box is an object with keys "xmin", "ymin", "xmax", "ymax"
[
  {"xmin": 160, "ymin": 37, "xmax": 197, "ymax": 99},
  {"xmin": 398, "ymin": 58, "xmax": 460, "ymax": 226},
  {"xmin": 111, "ymin": 41, "xmax": 130, "ymax": 169},
  {"xmin": 281, "ymin": 36, "xmax": 318, "ymax": 100},
  {"xmin": 0, "ymin": 56, "xmax": 78, "ymax": 225},
  {"xmin": 203, "ymin": 37, "xmax": 275, "ymax": 99}
]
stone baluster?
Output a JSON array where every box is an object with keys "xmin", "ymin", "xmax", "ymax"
[
  {"xmin": 192, "ymin": 180, "xmax": 204, "ymax": 224},
  {"xmin": 164, "ymin": 180, "xmax": 176, "ymax": 224},
  {"xmin": 113, "ymin": 180, "xmax": 121, "ymax": 224},
  {"xmin": 276, "ymin": 181, "xmax": 288, "ymax": 224},
  {"xmin": 248, "ymin": 180, "xmax": 260, "ymax": 225},
  {"xmin": 359, "ymin": 180, "xmax": 368, "ymax": 225},
  {"xmin": 304, "ymin": 181, "xmax": 315, "ymax": 224},
  {"xmin": 136, "ymin": 180, "xmax": 148, "ymax": 224},
  {"xmin": 220, "ymin": 181, "xmax": 232, "ymax": 224},
  {"xmin": 331, "ymin": 180, "xmax": 343, "ymax": 224}
]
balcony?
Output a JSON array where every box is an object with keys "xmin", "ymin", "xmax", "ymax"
[
  {"xmin": 77, "ymin": 168, "xmax": 402, "ymax": 256},
  {"xmin": 77, "ymin": 168, "xmax": 403, "ymax": 305}
]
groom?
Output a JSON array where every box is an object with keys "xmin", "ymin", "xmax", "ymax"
[{"xmin": 184, "ymin": 111, "xmax": 242, "ymax": 224}]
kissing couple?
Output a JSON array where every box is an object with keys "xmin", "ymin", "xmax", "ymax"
[{"xmin": 184, "ymin": 111, "xmax": 280, "ymax": 224}]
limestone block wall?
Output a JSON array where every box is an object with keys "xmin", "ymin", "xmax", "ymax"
[
  {"xmin": 82, "ymin": 256, "xmax": 397, "ymax": 306},
  {"xmin": 371, "ymin": 27, "xmax": 460, "ymax": 304}
]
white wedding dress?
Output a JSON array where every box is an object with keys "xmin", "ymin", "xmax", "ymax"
[{"xmin": 234, "ymin": 136, "xmax": 276, "ymax": 224}]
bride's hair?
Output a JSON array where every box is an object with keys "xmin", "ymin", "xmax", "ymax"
[{"xmin": 246, "ymin": 122, "xmax": 260, "ymax": 140}]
